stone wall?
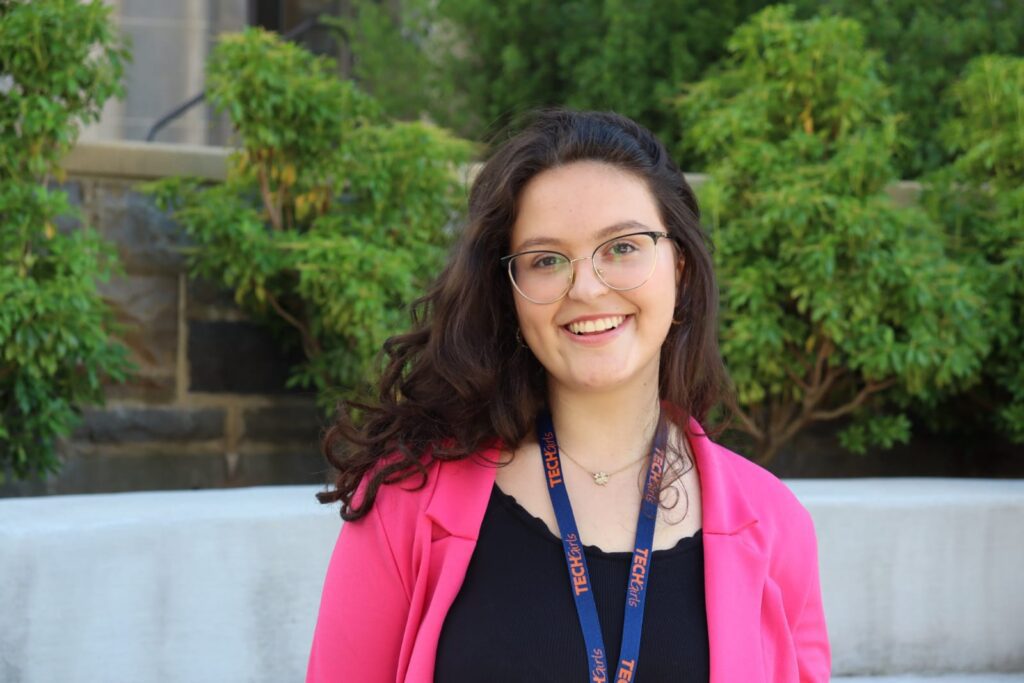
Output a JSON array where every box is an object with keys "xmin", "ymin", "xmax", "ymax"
[{"xmin": 0, "ymin": 142, "xmax": 328, "ymax": 496}]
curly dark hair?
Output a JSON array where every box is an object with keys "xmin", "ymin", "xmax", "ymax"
[{"xmin": 317, "ymin": 109, "xmax": 733, "ymax": 521}]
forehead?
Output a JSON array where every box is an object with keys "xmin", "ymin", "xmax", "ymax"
[{"xmin": 510, "ymin": 161, "xmax": 663, "ymax": 251}]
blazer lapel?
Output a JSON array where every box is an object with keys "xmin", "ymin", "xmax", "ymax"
[
  {"xmin": 423, "ymin": 450, "xmax": 498, "ymax": 541},
  {"xmin": 688, "ymin": 418, "xmax": 768, "ymax": 683}
]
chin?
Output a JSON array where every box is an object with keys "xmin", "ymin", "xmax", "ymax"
[{"xmin": 562, "ymin": 368, "xmax": 637, "ymax": 392}]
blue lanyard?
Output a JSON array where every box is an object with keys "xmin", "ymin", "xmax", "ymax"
[{"xmin": 536, "ymin": 410, "xmax": 669, "ymax": 683}]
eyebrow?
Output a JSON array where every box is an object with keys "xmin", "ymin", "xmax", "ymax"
[{"xmin": 513, "ymin": 220, "xmax": 652, "ymax": 252}]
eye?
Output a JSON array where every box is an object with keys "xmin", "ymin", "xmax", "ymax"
[
  {"xmin": 601, "ymin": 238, "xmax": 641, "ymax": 258},
  {"xmin": 529, "ymin": 253, "xmax": 566, "ymax": 269}
]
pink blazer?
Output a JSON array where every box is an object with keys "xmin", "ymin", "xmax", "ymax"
[{"xmin": 307, "ymin": 419, "xmax": 831, "ymax": 682}]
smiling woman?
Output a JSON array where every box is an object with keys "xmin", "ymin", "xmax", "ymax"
[{"xmin": 306, "ymin": 110, "xmax": 831, "ymax": 682}]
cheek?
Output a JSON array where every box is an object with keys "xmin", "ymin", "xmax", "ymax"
[
  {"xmin": 650, "ymin": 260, "xmax": 682, "ymax": 316},
  {"xmin": 640, "ymin": 274, "xmax": 680, "ymax": 343},
  {"xmin": 513, "ymin": 298, "xmax": 550, "ymax": 345},
  {"xmin": 512, "ymin": 297, "xmax": 531, "ymax": 332},
  {"xmin": 647, "ymin": 298, "xmax": 676, "ymax": 339}
]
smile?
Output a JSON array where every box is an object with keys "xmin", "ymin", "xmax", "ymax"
[{"xmin": 565, "ymin": 315, "xmax": 628, "ymax": 336}]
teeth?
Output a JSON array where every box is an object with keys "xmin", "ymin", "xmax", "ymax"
[{"xmin": 567, "ymin": 315, "xmax": 626, "ymax": 335}]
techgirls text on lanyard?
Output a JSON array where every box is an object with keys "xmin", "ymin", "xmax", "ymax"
[{"xmin": 536, "ymin": 410, "xmax": 669, "ymax": 683}]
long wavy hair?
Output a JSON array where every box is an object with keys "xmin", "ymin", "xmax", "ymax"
[{"xmin": 317, "ymin": 109, "xmax": 733, "ymax": 521}]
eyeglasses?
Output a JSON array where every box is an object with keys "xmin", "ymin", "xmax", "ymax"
[{"xmin": 500, "ymin": 231, "xmax": 672, "ymax": 304}]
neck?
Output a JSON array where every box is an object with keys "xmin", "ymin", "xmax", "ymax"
[{"xmin": 546, "ymin": 376, "xmax": 662, "ymax": 472}]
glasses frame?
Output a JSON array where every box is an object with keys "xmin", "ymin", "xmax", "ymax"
[{"xmin": 500, "ymin": 230, "xmax": 673, "ymax": 304}]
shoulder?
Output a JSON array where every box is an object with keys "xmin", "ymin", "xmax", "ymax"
[
  {"xmin": 361, "ymin": 447, "xmax": 500, "ymax": 539},
  {"xmin": 719, "ymin": 443, "xmax": 812, "ymax": 526},
  {"xmin": 693, "ymin": 428, "xmax": 818, "ymax": 551},
  {"xmin": 697, "ymin": 440, "xmax": 824, "ymax": 615}
]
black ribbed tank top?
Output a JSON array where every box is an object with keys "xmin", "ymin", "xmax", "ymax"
[{"xmin": 435, "ymin": 483, "xmax": 710, "ymax": 681}]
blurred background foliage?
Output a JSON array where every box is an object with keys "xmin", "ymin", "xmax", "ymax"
[
  {"xmin": 3, "ymin": 0, "xmax": 1022, "ymax": 481},
  {"xmin": 339, "ymin": 0, "xmax": 1024, "ymax": 180},
  {"xmin": 919, "ymin": 55, "xmax": 1024, "ymax": 446},
  {"xmin": 0, "ymin": 0, "xmax": 133, "ymax": 481}
]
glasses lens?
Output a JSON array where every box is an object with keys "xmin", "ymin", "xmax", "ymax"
[
  {"xmin": 594, "ymin": 233, "xmax": 658, "ymax": 290},
  {"xmin": 509, "ymin": 252, "xmax": 571, "ymax": 303}
]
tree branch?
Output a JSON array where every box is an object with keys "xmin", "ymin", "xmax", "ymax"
[
  {"xmin": 732, "ymin": 405, "xmax": 764, "ymax": 441},
  {"xmin": 785, "ymin": 364, "xmax": 811, "ymax": 394},
  {"xmin": 812, "ymin": 337, "xmax": 834, "ymax": 389},
  {"xmin": 276, "ymin": 177, "xmax": 290, "ymax": 231},
  {"xmin": 265, "ymin": 290, "xmax": 322, "ymax": 359},
  {"xmin": 809, "ymin": 378, "xmax": 897, "ymax": 422},
  {"xmin": 804, "ymin": 364, "xmax": 845, "ymax": 410},
  {"xmin": 258, "ymin": 163, "xmax": 282, "ymax": 231}
]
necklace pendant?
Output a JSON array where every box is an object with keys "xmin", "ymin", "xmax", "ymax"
[{"xmin": 592, "ymin": 471, "xmax": 610, "ymax": 486}]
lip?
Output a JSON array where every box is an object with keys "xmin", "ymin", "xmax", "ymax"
[{"xmin": 560, "ymin": 314, "xmax": 633, "ymax": 345}]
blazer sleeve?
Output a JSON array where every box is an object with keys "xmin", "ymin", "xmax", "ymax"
[
  {"xmin": 306, "ymin": 500, "xmax": 411, "ymax": 683},
  {"xmin": 789, "ymin": 505, "xmax": 831, "ymax": 682}
]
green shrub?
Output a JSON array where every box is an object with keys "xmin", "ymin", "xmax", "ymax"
[
  {"xmin": 566, "ymin": 0, "xmax": 768, "ymax": 149},
  {"xmin": 921, "ymin": 55, "xmax": 1024, "ymax": 443},
  {"xmin": 323, "ymin": 0, "xmax": 451, "ymax": 125},
  {"xmin": 338, "ymin": 0, "xmax": 766, "ymax": 142},
  {"xmin": 0, "ymin": 0, "xmax": 133, "ymax": 481},
  {"xmin": 148, "ymin": 28, "xmax": 475, "ymax": 411},
  {"xmin": 675, "ymin": 6, "xmax": 990, "ymax": 463},
  {"xmin": 791, "ymin": 0, "xmax": 1024, "ymax": 179},
  {"xmin": 340, "ymin": 1, "xmax": 1024, "ymax": 180}
]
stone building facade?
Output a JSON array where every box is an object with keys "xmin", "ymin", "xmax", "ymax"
[
  {"xmin": 84, "ymin": 0, "xmax": 348, "ymax": 145},
  {"xmin": 0, "ymin": 143, "xmax": 328, "ymax": 496}
]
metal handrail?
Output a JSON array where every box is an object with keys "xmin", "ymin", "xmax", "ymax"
[{"xmin": 144, "ymin": 16, "xmax": 322, "ymax": 142}]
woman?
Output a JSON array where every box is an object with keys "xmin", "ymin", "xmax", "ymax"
[{"xmin": 307, "ymin": 110, "xmax": 830, "ymax": 682}]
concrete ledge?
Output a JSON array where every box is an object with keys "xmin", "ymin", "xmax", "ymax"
[
  {"xmin": 1, "ymin": 479, "xmax": 1022, "ymax": 682},
  {"xmin": 58, "ymin": 143, "xmax": 923, "ymax": 208},
  {"xmin": 0, "ymin": 486, "xmax": 340, "ymax": 683},
  {"xmin": 788, "ymin": 479, "xmax": 1024, "ymax": 676},
  {"xmin": 836, "ymin": 677, "xmax": 1024, "ymax": 682},
  {"xmin": 671, "ymin": 173, "xmax": 922, "ymax": 206},
  {"xmin": 63, "ymin": 140, "xmax": 231, "ymax": 181},
  {"xmin": 885, "ymin": 179, "xmax": 924, "ymax": 207}
]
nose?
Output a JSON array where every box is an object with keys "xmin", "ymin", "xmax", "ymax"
[{"xmin": 565, "ymin": 255, "xmax": 609, "ymax": 301}]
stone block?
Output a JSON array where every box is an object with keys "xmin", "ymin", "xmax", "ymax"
[
  {"xmin": 242, "ymin": 402, "xmax": 325, "ymax": 443},
  {"xmin": 72, "ymin": 407, "xmax": 224, "ymax": 444},
  {"xmin": 885, "ymin": 180, "xmax": 923, "ymax": 208},
  {"xmin": 98, "ymin": 273, "xmax": 179, "ymax": 402},
  {"xmin": 0, "ymin": 448, "xmax": 329, "ymax": 496},
  {"xmin": 49, "ymin": 180, "xmax": 84, "ymax": 233},
  {"xmin": 120, "ymin": 22, "xmax": 193, "ymax": 121},
  {"xmin": 92, "ymin": 181, "xmax": 190, "ymax": 274},
  {"xmin": 186, "ymin": 276, "xmax": 247, "ymax": 322},
  {"xmin": 188, "ymin": 320, "xmax": 306, "ymax": 394},
  {"xmin": 766, "ymin": 421, "xmax": 1024, "ymax": 479},
  {"xmin": 226, "ymin": 449, "xmax": 329, "ymax": 488}
]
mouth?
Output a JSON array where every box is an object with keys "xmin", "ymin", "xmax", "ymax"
[{"xmin": 564, "ymin": 314, "xmax": 629, "ymax": 336}]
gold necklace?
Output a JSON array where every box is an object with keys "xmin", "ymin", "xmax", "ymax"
[{"xmin": 559, "ymin": 446, "xmax": 650, "ymax": 486}]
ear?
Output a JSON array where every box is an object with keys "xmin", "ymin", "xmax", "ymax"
[{"xmin": 675, "ymin": 253, "xmax": 685, "ymax": 287}]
